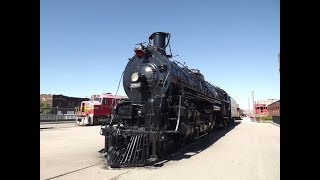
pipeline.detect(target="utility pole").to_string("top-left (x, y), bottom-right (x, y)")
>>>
top-left (56, 106), bottom-right (59, 126)
top-left (278, 52), bottom-right (280, 73)
top-left (252, 91), bottom-right (255, 116)
top-left (248, 97), bottom-right (250, 114)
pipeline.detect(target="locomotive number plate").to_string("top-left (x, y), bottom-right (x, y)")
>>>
top-left (130, 82), bottom-right (141, 88)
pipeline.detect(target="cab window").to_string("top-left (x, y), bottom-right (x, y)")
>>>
top-left (103, 98), bottom-right (109, 104)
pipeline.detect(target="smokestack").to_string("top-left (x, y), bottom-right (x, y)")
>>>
top-left (149, 32), bottom-right (170, 55)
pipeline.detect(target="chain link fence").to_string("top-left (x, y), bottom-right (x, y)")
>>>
top-left (272, 116), bottom-right (280, 125)
top-left (40, 107), bottom-right (79, 122)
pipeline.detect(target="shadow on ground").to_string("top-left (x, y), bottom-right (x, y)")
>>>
top-left (152, 121), bottom-right (241, 167)
top-left (40, 127), bottom-right (54, 130)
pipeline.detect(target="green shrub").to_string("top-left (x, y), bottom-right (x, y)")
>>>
top-left (256, 115), bottom-right (273, 121)
top-left (261, 116), bottom-right (272, 121)
top-left (40, 101), bottom-right (51, 115)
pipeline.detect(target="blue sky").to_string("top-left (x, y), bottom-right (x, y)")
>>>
top-left (40, 0), bottom-right (280, 110)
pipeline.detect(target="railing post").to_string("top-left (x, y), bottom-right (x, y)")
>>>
top-left (56, 106), bottom-right (58, 126)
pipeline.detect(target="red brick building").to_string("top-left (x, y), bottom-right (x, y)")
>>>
top-left (268, 100), bottom-right (280, 116)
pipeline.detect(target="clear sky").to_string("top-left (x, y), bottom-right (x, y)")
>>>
top-left (40, 0), bottom-right (280, 110)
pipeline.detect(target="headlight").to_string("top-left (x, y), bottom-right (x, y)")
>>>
top-left (131, 72), bottom-right (139, 82)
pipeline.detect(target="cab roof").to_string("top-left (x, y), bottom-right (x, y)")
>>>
top-left (91, 93), bottom-right (127, 99)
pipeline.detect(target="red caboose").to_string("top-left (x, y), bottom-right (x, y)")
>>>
top-left (76, 93), bottom-right (127, 125)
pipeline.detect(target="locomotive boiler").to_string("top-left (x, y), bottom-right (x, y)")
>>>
top-left (100, 32), bottom-right (237, 167)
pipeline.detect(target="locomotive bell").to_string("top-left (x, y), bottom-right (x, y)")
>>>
top-left (134, 45), bottom-right (145, 58)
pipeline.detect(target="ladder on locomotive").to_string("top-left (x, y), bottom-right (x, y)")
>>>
top-left (168, 95), bottom-right (182, 132)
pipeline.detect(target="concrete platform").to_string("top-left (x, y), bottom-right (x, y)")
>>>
top-left (40, 117), bottom-right (279, 180)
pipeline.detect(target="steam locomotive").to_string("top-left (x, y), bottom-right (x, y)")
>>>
top-left (100, 32), bottom-right (239, 167)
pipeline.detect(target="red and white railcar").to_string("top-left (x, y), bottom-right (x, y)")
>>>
top-left (76, 93), bottom-right (127, 125)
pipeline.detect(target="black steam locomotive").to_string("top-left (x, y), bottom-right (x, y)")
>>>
top-left (100, 32), bottom-right (237, 167)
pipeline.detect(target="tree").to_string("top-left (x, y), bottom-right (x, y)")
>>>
top-left (40, 100), bottom-right (51, 115)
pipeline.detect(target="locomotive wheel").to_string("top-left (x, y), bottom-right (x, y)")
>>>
top-left (90, 117), bottom-right (95, 125)
top-left (157, 141), bottom-right (168, 158)
top-left (209, 124), bottom-right (214, 132)
top-left (92, 117), bottom-right (97, 125)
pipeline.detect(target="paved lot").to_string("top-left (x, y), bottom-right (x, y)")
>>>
top-left (40, 118), bottom-right (279, 180)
